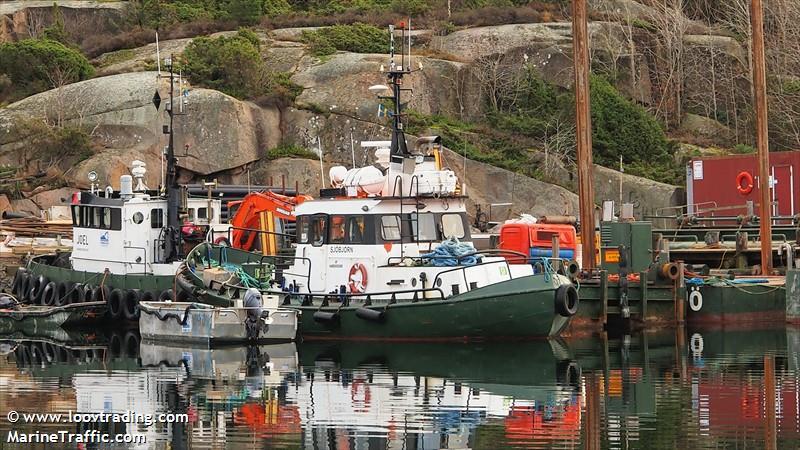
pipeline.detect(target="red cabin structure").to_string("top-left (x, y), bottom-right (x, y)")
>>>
top-left (687, 151), bottom-right (800, 220)
top-left (499, 222), bottom-right (577, 264)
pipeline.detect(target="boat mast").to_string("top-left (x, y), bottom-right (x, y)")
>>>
top-left (572, 0), bottom-right (596, 269)
top-left (750, 0), bottom-right (772, 274)
top-left (164, 55), bottom-right (183, 262)
top-left (387, 23), bottom-right (411, 163)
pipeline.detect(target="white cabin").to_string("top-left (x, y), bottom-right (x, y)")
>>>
top-left (69, 165), bottom-right (221, 276)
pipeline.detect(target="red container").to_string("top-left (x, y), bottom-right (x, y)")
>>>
top-left (688, 151), bottom-right (800, 221)
top-left (499, 222), bottom-right (577, 264)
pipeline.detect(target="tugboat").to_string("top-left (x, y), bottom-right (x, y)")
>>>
top-left (180, 24), bottom-right (579, 340)
top-left (6, 60), bottom-right (228, 327)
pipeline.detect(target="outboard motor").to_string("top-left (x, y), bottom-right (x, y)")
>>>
top-left (243, 288), bottom-right (264, 341)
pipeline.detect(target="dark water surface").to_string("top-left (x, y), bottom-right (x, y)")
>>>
top-left (1, 327), bottom-right (800, 449)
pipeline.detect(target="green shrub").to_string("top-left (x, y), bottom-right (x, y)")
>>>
top-left (267, 143), bottom-right (318, 160)
top-left (224, 0), bottom-right (264, 24)
top-left (183, 30), bottom-right (265, 99)
top-left (301, 23), bottom-right (389, 56)
top-left (588, 76), bottom-right (671, 166)
top-left (263, 0), bottom-right (292, 16)
top-left (0, 38), bottom-right (94, 101)
top-left (733, 143), bottom-right (756, 154)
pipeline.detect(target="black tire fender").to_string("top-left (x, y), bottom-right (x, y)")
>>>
top-left (123, 289), bottom-right (141, 321)
top-left (158, 289), bottom-right (175, 302)
top-left (554, 284), bottom-right (579, 317)
top-left (55, 281), bottom-right (73, 306)
top-left (108, 289), bottom-right (125, 320)
top-left (41, 282), bottom-right (58, 306)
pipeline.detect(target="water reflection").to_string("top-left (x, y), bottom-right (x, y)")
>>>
top-left (0, 328), bottom-right (799, 449)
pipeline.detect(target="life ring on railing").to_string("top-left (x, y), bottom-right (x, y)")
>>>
top-left (348, 263), bottom-right (368, 293)
top-left (736, 171), bottom-right (754, 195)
top-left (214, 236), bottom-right (231, 246)
top-left (688, 289), bottom-right (703, 312)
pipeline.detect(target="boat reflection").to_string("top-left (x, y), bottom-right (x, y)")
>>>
top-left (1, 328), bottom-right (799, 448)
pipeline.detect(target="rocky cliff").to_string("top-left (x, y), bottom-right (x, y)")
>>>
top-left (2, 1), bottom-right (751, 220)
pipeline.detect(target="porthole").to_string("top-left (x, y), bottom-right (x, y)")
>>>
top-left (132, 212), bottom-right (144, 224)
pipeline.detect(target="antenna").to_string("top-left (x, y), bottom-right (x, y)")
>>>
top-left (156, 32), bottom-right (161, 76)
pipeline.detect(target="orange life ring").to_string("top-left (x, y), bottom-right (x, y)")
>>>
top-left (348, 263), bottom-right (368, 293)
top-left (736, 171), bottom-right (754, 195)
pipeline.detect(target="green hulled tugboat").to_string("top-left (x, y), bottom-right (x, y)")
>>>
top-left (176, 24), bottom-right (579, 340)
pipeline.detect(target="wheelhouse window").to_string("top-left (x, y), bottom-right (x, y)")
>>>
top-left (441, 213), bottom-right (466, 239)
top-left (329, 215), bottom-right (346, 244)
top-left (411, 212), bottom-right (437, 242)
top-left (381, 215), bottom-right (402, 241)
top-left (198, 207), bottom-right (209, 220)
top-left (309, 215), bottom-right (327, 247)
top-left (346, 216), bottom-right (366, 243)
top-left (297, 216), bottom-right (310, 244)
top-left (71, 205), bottom-right (121, 230)
top-left (151, 208), bottom-right (164, 228)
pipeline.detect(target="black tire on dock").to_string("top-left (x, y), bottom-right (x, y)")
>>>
top-left (71, 283), bottom-right (84, 303)
top-left (41, 282), bottom-right (58, 306)
top-left (35, 276), bottom-right (50, 304)
top-left (80, 284), bottom-right (93, 303)
top-left (124, 331), bottom-right (140, 357)
top-left (17, 273), bottom-right (30, 300)
top-left (26, 276), bottom-right (42, 303)
top-left (108, 289), bottom-right (125, 320)
top-left (123, 289), bottom-right (141, 321)
top-left (55, 281), bottom-right (73, 306)
top-left (91, 285), bottom-right (111, 303)
top-left (158, 289), bottom-right (174, 302)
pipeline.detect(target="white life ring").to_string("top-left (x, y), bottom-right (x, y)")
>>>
top-left (690, 333), bottom-right (704, 354)
top-left (348, 263), bottom-right (368, 293)
top-left (688, 289), bottom-right (703, 312)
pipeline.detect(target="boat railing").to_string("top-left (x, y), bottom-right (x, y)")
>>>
top-left (283, 286), bottom-right (448, 305)
top-left (390, 174), bottom-right (421, 198)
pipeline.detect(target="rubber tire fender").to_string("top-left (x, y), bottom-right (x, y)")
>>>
top-left (81, 284), bottom-right (94, 303)
top-left (108, 288), bottom-right (125, 320)
top-left (55, 281), bottom-right (73, 306)
top-left (10, 269), bottom-right (24, 297)
top-left (41, 281), bottom-right (58, 306)
top-left (91, 285), bottom-right (111, 303)
top-left (554, 284), bottom-right (579, 317)
top-left (17, 272), bottom-right (30, 300)
top-left (26, 275), bottom-right (43, 303)
top-left (140, 290), bottom-right (157, 303)
top-left (123, 289), bottom-right (142, 321)
top-left (71, 283), bottom-right (86, 304)
top-left (158, 289), bottom-right (175, 302)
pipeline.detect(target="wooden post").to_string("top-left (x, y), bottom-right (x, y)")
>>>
top-left (572, 0), bottom-right (596, 269)
top-left (750, 0), bottom-right (772, 274)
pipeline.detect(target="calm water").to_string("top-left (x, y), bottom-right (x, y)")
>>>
top-left (1, 327), bottom-right (800, 449)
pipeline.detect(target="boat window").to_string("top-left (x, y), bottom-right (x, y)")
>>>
top-left (442, 213), bottom-right (466, 239)
top-left (381, 215), bottom-right (402, 241)
top-left (329, 215), bottom-right (346, 244)
top-left (151, 208), bottom-right (164, 229)
top-left (187, 208), bottom-right (195, 221)
top-left (110, 208), bottom-right (122, 230)
top-left (101, 208), bottom-right (112, 230)
top-left (411, 212), bottom-right (437, 241)
top-left (81, 206), bottom-right (92, 228)
top-left (346, 216), bottom-right (366, 243)
top-left (297, 216), bottom-right (309, 244)
top-left (93, 207), bottom-right (102, 229)
top-left (198, 207), bottom-right (210, 220)
top-left (71, 205), bottom-right (80, 227)
top-left (309, 215), bottom-right (327, 247)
